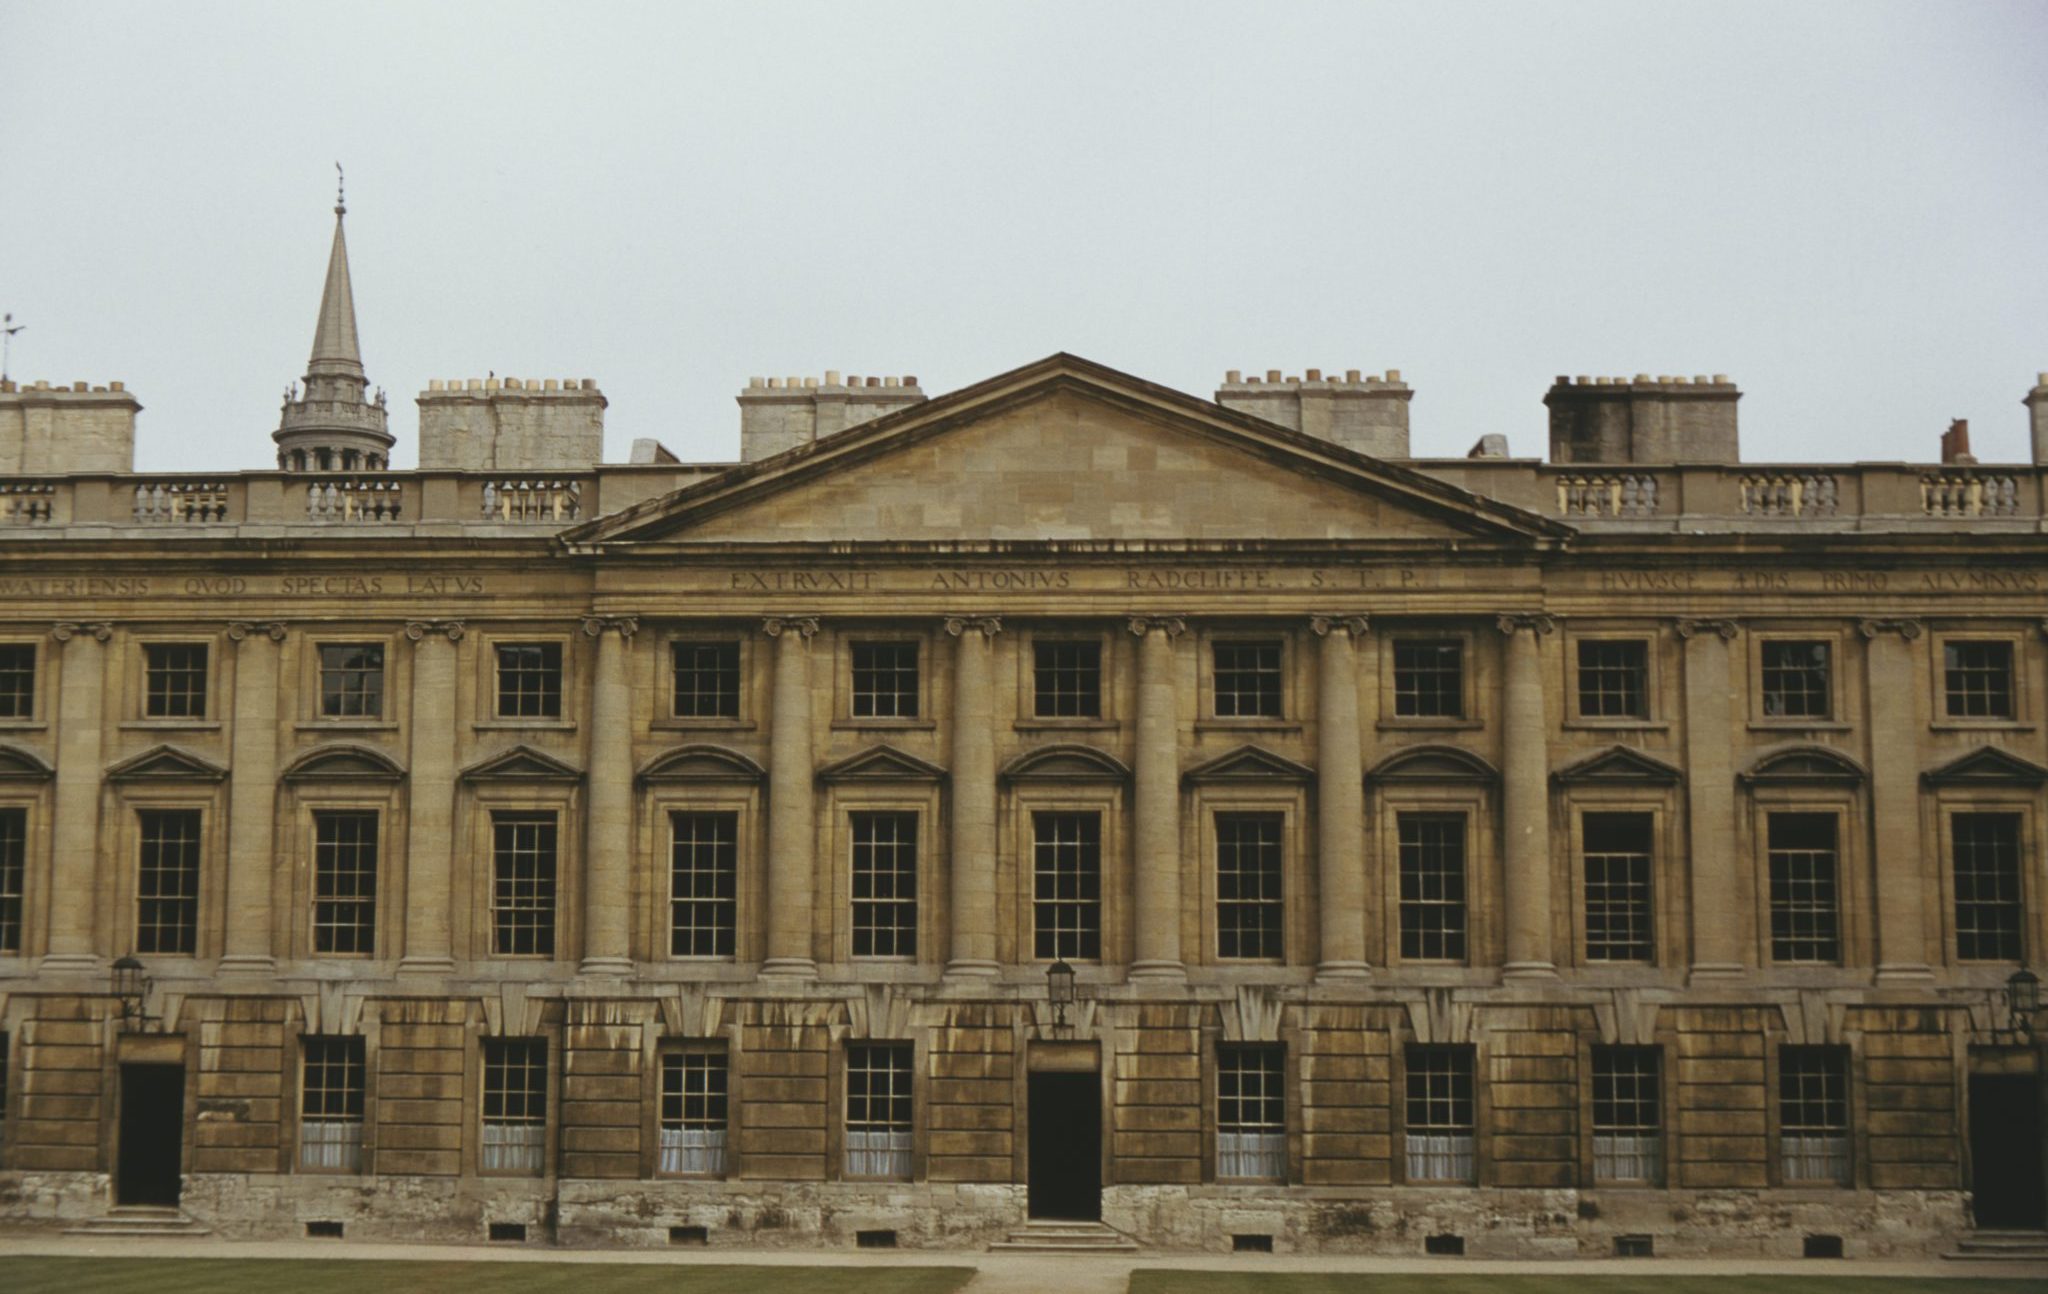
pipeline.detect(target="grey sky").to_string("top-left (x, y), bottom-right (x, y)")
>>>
top-left (2, 0), bottom-right (2044, 471)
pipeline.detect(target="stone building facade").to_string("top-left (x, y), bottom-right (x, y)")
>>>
top-left (0, 204), bottom-right (2046, 1258)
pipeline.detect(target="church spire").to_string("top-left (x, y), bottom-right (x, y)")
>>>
top-left (306, 168), bottom-right (364, 380)
top-left (274, 172), bottom-right (392, 472)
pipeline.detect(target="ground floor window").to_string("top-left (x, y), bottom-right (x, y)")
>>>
top-left (845, 1041), bottom-right (913, 1180)
top-left (299, 1036), bottom-right (365, 1172)
top-left (1216, 1043), bottom-right (1286, 1181)
top-left (481, 1038), bottom-right (548, 1175)
top-left (1779, 1045), bottom-right (1850, 1185)
top-left (1404, 1044), bottom-right (1475, 1182)
top-left (1592, 1046), bottom-right (1663, 1184)
top-left (660, 1049), bottom-right (729, 1177)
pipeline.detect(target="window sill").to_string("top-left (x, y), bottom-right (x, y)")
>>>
top-left (1377, 718), bottom-right (1481, 732)
top-left (298, 720), bottom-right (398, 732)
top-left (1930, 720), bottom-right (2033, 732)
top-left (1196, 720), bottom-right (1301, 734)
top-left (1014, 718), bottom-right (1118, 732)
top-left (1562, 719), bottom-right (1669, 732)
top-left (1748, 720), bottom-right (1850, 732)
top-left (121, 719), bottom-right (221, 731)
top-left (831, 719), bottom-right (936, 732)
top-left (653, 718), bottom-right (755, 733)
top-left (474, 719), bottom-right (577, 732)
top-left (0, 719), bottom-right (47, 730)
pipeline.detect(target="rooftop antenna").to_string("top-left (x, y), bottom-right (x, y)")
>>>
top-left (1, 313), bottom-right (21, 383)
top-left (335, 162), bottom-right (346, 216)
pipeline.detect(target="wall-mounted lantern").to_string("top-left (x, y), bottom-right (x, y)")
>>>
top-left (112, 954), bottom-right (155, 1032)
top-left (2006, 968), bottom-right (2041, 1040)
top-left (1046, 958), bottom-right (1076, 1030)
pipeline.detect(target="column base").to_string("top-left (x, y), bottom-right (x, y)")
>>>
top-left (216, 954), bottom-right (277, 978)
top-left (1875, 962), bottom-right (1937, 985)
top-left (1500, 960), bottom-right (1558, 981)
top-left (943, 959), bottom-right (1000, 982)
top-left (579, 956), bottom-right (634, 980)
top-left (1314, 961), bottom-right (1373, 985)
top-left (759, 957), bottom-right (819, 981)
top-left (1127, 960), bottom-right (1186, 984)
top-left (38, 951), bottom-right (102, 975)
top-left (397, 955), bottom-right (456, 978)
top-left (1688, 962), bottom-right (1748, 985)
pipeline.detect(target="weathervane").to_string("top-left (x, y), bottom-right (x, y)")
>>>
top-left (1, 313), bottom-right (21, 383)
top-left (335, 162), bottom-right (346, 216)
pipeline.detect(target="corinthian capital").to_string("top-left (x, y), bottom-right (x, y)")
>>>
top-left (404, 619), bottom-right (466, 642)
top-left (761, 616), bottom-right (820, 640)
top-left (1310, 614), bottom-right (1370, 638)
top-left (1856, 617), bottom-right (1924, 641)
top-left (1673, 618), bottom-right (1739, 641)
top-left (1125, 614), bottom-right (1188, 639)
top-left (581, 614), bottom-right (641, 640)
top-left (50, 621), bottom-right (113, 643)
top-left (227, 620), bottom-right (288, 643)
top-left (1495, 612), bottom-right (1557, 636)
top-left (943, 615), bottom-right (1003, 638)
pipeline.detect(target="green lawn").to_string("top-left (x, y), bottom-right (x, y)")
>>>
top-left (1, 1258), bottom-right (975, 1294)
top-left (1131, 1279), bottom-right (2048, 1294)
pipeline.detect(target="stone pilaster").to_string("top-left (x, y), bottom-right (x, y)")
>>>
top-left (1127, 615), bottom-right (1186, 982)
top-left (1311, 614), bottom-right (1370, 982)
top-left (399, 619), bottom-right (463, 976)
top-left (1677, 618), bottom-right (1745, 981)
top-left (41, 621), bottom-right (111, 972)
top-left (579, 614), bottom-right (639, 978)
top-left (220, 620), bottom-right (286, 975)
top-left (1861, 618), bottom-right (1934, 983)
top-left (762, 616), bottom-right (820, 979)
top-left (1497, 613), bottom-right (1557, 979)
top-left (944, 615), bottom-right (1001, 979)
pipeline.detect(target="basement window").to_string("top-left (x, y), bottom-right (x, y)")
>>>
top-left (304, 1220), bottom-right (344, 1239)
top-left (856, 1229), bottom-right (899, 1248)
top-left (487, 1222), bottom-right (527, 1243)
top-left (669, 1224), bottom-right (709, 1245)
top-left (1614, 1234), bottom-right (1654, 1258)
top-left (1804, 1234), bottom-right (1844, 1258)
top-left (1424, 1233), bottom-right (1464, 1256)
top-left (1232, 1234), bottom-right (1273, 1253)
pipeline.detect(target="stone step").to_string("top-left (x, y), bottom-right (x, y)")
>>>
top-left (64, 1208), bottom-right (212, 1238)
top-left (991, 1220), bottom-right (1140, 1252)
top-left (1943, 1230), bottom-right (2048, 1261)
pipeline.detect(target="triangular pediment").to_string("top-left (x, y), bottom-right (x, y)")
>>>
top-left (107, 744), bottom-right (228, 783)
top-left (816, 744), bottom-right (947, 784)
top-left (0, 744), bottom-right (53, 781)
top-left (460, 745), bottom-right (583, 783)
top-left (1000, 744), bottom-right (1131, 783)
top-left (638, 744), bottom-right (766, 784)
top-left (563, 355), bottom-right (1570, 548)
top-left (1553, 745), bottom-right (1683, 787)
top-left (1183, 745), bottom-right (1315, 785)
top-left (1922, 745), bottom-right (2048, 787)
top-left (1368, 744), bottom-right (1499, 785)
top-left (1739, 745), bottom-right (1865, 786)
top-left (281, 743), bottom-right (406, 783)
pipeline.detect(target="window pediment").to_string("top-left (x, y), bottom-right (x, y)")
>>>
top-left (281, 743), bottom-right (406, 783)
top-left (0, 743), bottom-right (54, 781)
top-left (460, 744), bottom-right (583, 783)
top-left (1552, 744), bottom-right (1682, 787)
top-left (107, 743), bottom-right (228, 783)
top-left (1000, 744), bottom-right (1130, 784)
top-left (1738, 745), bottom-right (1865, 787)
top-left (1182, 744), bottom-right (1314, 785)
top-left (816, 744), bottom-right (946, 784)
top-left (1367, 743), bottom-right (1498, 785)
top-left (637, 744), bottom-right (766, 785)
top-left (1922, 745), bottom-right (2048, 788)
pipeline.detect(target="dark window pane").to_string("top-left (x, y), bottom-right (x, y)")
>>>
top-left (0, 807), bottom-right (24, 954)
top-left (318, 644), bottom-right (385, 719)
top-left (1033, 812), bottom-right (1101, 960)
top-left (495, 643), bottom-right (563, 719)
top-left (1393, 641), bottom-right (1463, 718)
top-left (312, 811), bottom-right (378, 955)
top-left (1953, 813), bottom-right (2023, 961)
top-left (1761, 641), bottom-right (1830, 719)
top-left (670, 812), bottom-right (738, 958)
top-left (145, 643), bottom-right (208, 718)
top-left (0, 644), bottom-right (36, 718)
top-left (851, 642), bottom-right (919, 718)
top-left (672, 642), bottom-right (741, 719)
top-left (492, 812), bottom-right (557, 956)
top-left (1399, 813), bottom-right (1466, 961)
top-left (1033, 641), bottom-right (1101, 718)
top-left (1577, 640), bottom-right (1647, 719)
top-left (137, 809), bottom-right (201, 954)
top-left (1214, 641), bottom-right (1283, 718)
top-left (1583, 812), bottom-right (1654, 963)
top-left (852, 812), bottom-right (918, 957)
top-left (1944, 641), bottom-right (2014, 719)
top-left (1216, 812), bottom-right (1283, 959)
top-left (1768, 813), bottom-right (1839, 963)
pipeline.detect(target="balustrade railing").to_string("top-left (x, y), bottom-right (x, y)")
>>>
top-left (306, 477), bottom-right (404, 523)
top-left (1921, 470), bottom-right (2020, 518)
top-left (1555, 472), bottom-right (1661, 518)
top-left (133, 480), bottom-right (230, 523)
top-left (0, 481), bottom-right (56, 524)
top-left (1739, 471), bottom-right (1838, 518)
top-left (482, 477), bottom-right (582, 522)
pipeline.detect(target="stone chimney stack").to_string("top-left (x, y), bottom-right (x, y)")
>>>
top-left (0, 379), bottom-right (139, 473)
top-left (417, 377), bottom-right (607, 470)
top-left (1940, 418), bottom-right (1975, 465)
top-left (739, 373), bottom-right (927, 462)
top-left (1545, 373), bottom-right (1740, 464)
top-left (2027, 372), bottom-right (2048, 464)
top-left (1215, 368), bottom-right (1412, 458)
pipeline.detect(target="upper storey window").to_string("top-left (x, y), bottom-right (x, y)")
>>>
top-left (1943, 641), bottom-right (2015, 719)
top-left (851, 642), bottom-right (920, 719)
top-left (1952, 812), bottom-right (2023, 962)
top-left (495, 643), bottom-right (563, 719)
top-left (1033, 641), bottom-right (1102, 718)
top-left (0, 644), bottom-right (35, 718)
top-left (1761, 641), bottom-right (1831, 719)
top-left (144, 643), bottom-right (208, 719)
top-left (1393, 640), bottom-right (1463, 719)
top-left (318, 644), bottom-right (385, 719)
top-left (1213, 641), bottom-right (1283, 718)
top-left (672, 642), bottom-right (741, 720)
top-left (1767, 812), bottom-right (1840, 963)
top-left (0, 807), bottom-right (24, 955)
top-left (1576, 640), bottom-right (1648, 720)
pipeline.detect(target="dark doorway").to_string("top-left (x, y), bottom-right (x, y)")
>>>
top-left (117, 1063), bottom-right (185, 1207)
top-left (1969, 1073), bottom-right (2044, 1228)
top-left (1028, 1070), bottom-right (1101, 1220)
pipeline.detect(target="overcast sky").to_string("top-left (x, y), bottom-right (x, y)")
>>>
top-left (2, 0), bottom-right (2044, 470)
